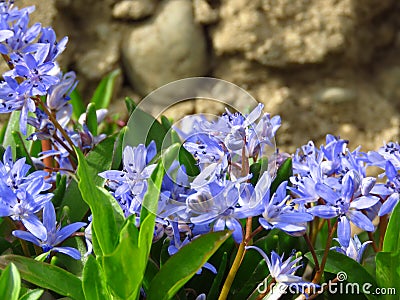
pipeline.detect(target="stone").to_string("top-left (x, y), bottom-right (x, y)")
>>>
top-left (112, 0), bottom-right (158, 20)
top-left (211, 0), bottom-right (396, 66)
top-left (193, 0), bottom-right (219, 25)
top-left (121, 0), bottom-right (209, 96)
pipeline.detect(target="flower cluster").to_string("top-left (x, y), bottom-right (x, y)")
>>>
top-left (0, 0), bottom-right (105, 175)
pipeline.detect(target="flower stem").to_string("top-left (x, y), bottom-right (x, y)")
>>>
top-left (304, 233), bottom-right (320, 271)
top-left (367, 231), bottom-right (379, 252)
top-left (218, 241), bottom-right (245, 300)
top-left (378, 214), bottom-right (388, 251)
top-left (312, 220), bottom-right (338, 284)
top-left (219, 217), bottom-right (253, 300)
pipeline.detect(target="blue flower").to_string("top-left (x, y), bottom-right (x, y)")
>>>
top-left (331, 234), bottom-right (371, 263)
top-left (186, 179), bottom-right (247, 243)
top-left (5, 43), bottom-right (60, 96)
top-left (246, 246), bottom-right (310, 286)
top-left (99, 143), bottom-right (157, 215)
top-left (308, 171), bottom-right (377, 247)
top-left (0, 177), bottom-right (53, 240)
top-left (13, 202), bottom-right (86, 259)
top-left (258, 174), bottom-right (313, 236)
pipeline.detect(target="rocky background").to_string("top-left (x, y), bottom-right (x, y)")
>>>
top-left (22, 0), bottom-right (400, 153)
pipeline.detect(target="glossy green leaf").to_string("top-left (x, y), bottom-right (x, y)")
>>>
top-left (3, 111), bottom-right (33, 160)
top-left (376, 251), bottom-right (400, 300)
top-left (18, 289), bottom-right (44, 300)
top-left (249, 157), bottom-right (268, 186)
top-left (60, 133), bottom-right (121, 222)
top-left (143, 258), bottom-right (159, 293)
top-left (0, 262), bottom-right (20, 300)
top-left (179, 146), bottom-right (200, 177)
top-left (0, 255), bottom-right (84, 300)
top-left (52, 174), bottom-right (67, 208)
top-left (383, 201), bottom-right (400, 252)
top-left (208, 252), bottom-right (228, 300)
top-left (305, 250), bottom-right (378, 300)
top-left (82, 255), bottom-right (108, 300)
top-left (85, 102), bottom-right (98, 136)
top-left (146, 230), bottom-right (232, 300)
top-left (233, 260), bottom-right (268, 300)
top-left (91, 69), bottom-right (120, 109)
top-left (124, 100), bottom-right (171, 151)
top-left (270, 158), bottom-right (292, 194)
top-left (102, 162), bottom-right (163, 299)
top-left (124, 97), bottom-right (136, 116)
top-left (77, 148), bottom-right (123, 256)
top-left (12, 131), bottom-right (34, 167)
top-left (111, 126), bottom-right (127, 170)
top-left (70, 89), bottom-right (86, 120)
top-left (102, 216), bottom-right (141, 299)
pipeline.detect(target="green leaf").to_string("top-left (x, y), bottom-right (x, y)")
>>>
top-left (124, 101), bottom-right (171, 151)
top-left (179, 146), bottom-right (200, 177)
top-left (102, 216), bottom-right (141, 299)
top-left (82, 255), bottom-right (108, 300)
top-left (70, 89), bottom-right (86, 120)
top-left (143, 258), bottom-right (160, 293)
top-left (0, 262), bottom-right (20, 300)
top-left (3, 111), bottom-right (33, 160)
top-left (52, 174), bottom-right (67, 208)
top-left (111, 126), bottom-right (127, 170)
top-left (383, 201), bottom-right (400, 252)
top-left (249, 157), bottom-right (268, 186)
top-left (18, 289), bottom-right (44, 300)
top-left (146, 230), bottom-right (232, 300)
top-left (12, 131), bottom-right (34, 167)
top-left (76, 148), bottom-right (123, 256)
top-left (101, 160), bottom-right (164, 299)
top-left (304, 250), bottom-right (379, 300)
top-left (208, 252), bottom-right (228, 300)
top-left (59, 133), bottom-right (121, 222)
top-left (376, 251), bottom-right (400, 300)
top-left (91, 69), bottom-right (120, 109)
top-left (124, 97), bottom-right (136, 116)
top-left (270, 158), bottom-right (292, 194)
top-left (85, 102), bottom-right (98, 136)
top-left (0, 255), bottom-right (84, 300)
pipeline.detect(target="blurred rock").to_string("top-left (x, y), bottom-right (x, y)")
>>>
top-left (121, 0), bottom-right (209, 96)
top-left (193, 0), bottom-right (219, 25)
top-left (211, 0), bottom-right (395, 66)
top-left (112, 0), bottom-right (158, 20)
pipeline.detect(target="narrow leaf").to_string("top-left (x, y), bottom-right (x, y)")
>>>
top-left (85, 103), bottom-right (98, 136)
top-left (376, 251), bottom-right (400, 300)
top-left (146, 231), bottom-right (232, 300)
top-left (0, 262), bottom-right (20, 300)
top-left (382, 200), bottom-right (400, 252)
top-left (18, 289), bottom-right (44, 300)
top-left (208, 252), bottom-right (228, 300)
top-left (76, 148), bottom-right (123, 256)
top-left (82, 255), bottom-right (108, 300)
top-left (0, 255), bottom-right (84, 300)
top-left (270, 158), bottom-right (292, 194)
top-left (70, 89), bottom-right (86, 120)
top-left (91, 69), bottom-right (120, 109)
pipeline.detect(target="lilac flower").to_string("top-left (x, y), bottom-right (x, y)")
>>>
top-left (258, 174), bottom-right (313, 236)
top-left (370, 161), bottom-right (400, 216)
top-left (46, 71), bottom-right (77, 111)
top-left (186, 179), bottom-right (247, 243)
top-left (99, 143), bottom-right (157, 215)
top-left (13, 202), bottom-right (86, 259)
top-left (0, 177), bottom-right (52, 240)
top-left (308, 171), bottom-right (378, 247)
top-left (331, 234), bottom-right (371, 263)
top-left (38, 27), bottom-right (68, 62)
top-left (246, 246), bottom-right (310, 287)
top-left (4, 43), bottom-right (60, 96)
top-left (0, 8), bottom-right (41, 55)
